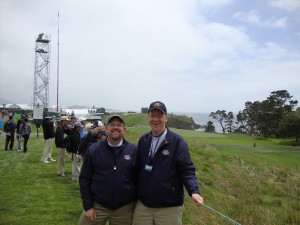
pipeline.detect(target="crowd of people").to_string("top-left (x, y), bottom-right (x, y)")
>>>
top-left (2, 101), bottom-right (204, 225)
top-left (3, 114), bottom-right (32, 152)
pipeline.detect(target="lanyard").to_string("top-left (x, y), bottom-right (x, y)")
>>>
top-left (147, 129), bottom-right (165, 163)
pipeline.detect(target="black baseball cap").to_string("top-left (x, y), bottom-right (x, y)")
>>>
top-left (148, 101), bottom-right (167, 114)
top-left (107, 115), bottom-right (125, 125)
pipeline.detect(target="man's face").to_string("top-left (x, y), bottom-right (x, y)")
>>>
top-left (61, 120), bottom-right (69, 127)
top-left (106, 118), bottom-right (126, 141)
top-left (148, 109), bottom-right (167, 135)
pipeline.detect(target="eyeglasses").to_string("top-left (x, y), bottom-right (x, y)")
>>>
top-left (108, 123), bottom-right (124, 128)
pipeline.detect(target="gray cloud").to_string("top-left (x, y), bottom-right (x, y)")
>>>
top-left (0, 0), bottom-right (299, 113)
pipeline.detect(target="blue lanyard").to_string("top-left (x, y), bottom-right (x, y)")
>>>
top-left (148, 137), bottom-right (160, 162)
top-left (147, 130), bottom-right (165, 163)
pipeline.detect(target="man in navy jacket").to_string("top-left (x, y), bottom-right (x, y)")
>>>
top-left (134, 101), bottom-right (204, 225)
top-left (78, 115), bottom-right (137, 225)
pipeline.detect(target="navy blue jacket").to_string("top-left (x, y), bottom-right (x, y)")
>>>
top-left (67, 129), bottom-right (81, 153)
top-left (79, 138), bottom-right (138, 210)
top-left (55, 124), bottom-right (68, 148)
top-left (137, 128), bottom-right (200, 208)
top-left (42, 119), bottom-right (55, 140)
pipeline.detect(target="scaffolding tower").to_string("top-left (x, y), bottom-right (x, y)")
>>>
top-left (33, 33), bottom-right (51, 109)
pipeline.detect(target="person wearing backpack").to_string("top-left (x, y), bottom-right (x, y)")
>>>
top-left (16, 115), bottom-right (24, 151)
top-left (78, 125), bottom-right (107, 173)
top-left (19, 117), bottom-right (32, 153)
top-left (78, 124), bottom-right (106, 159)
top-left (67, 121), bottom-right (83, 181)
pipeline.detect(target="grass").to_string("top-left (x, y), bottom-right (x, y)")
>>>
top-left (0, 113), bottom-right (300, 225)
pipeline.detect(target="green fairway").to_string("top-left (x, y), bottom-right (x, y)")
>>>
top-left (0, 113), bottom-right (299, 225)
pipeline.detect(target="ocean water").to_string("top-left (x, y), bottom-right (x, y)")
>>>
top-left (175, 112), bottom-right (222, 132)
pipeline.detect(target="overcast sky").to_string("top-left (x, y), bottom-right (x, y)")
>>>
top-left (0, 0), bottom-right (299, 113)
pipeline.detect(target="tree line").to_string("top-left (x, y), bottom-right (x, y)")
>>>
top-left (205, 90), bottom-right (300, 142)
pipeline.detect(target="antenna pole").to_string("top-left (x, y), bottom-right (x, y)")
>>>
top-left (56, 11), bottom-right (60, 113)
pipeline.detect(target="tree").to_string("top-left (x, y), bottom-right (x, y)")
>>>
top-left (235, 110), bottom-right (249, 133)
top-left (210, 110), bottom-right (235, 133)
top-left (205, 121), bottom-right (215, 133)
top-left (209, 110), bottom-right (227, 133)
top-left (225, 111), bottom-right (235, 133)
top-left (278, 111), bottom-right (300, 142)
top-left (241, 90), bottom-right (298, 137)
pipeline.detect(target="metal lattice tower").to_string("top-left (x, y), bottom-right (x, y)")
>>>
top-left (33, 33), bottom-right (51, 108)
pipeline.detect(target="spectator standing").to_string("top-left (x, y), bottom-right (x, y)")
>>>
top-left (55, 116), bottom-right (69, 177)
top-left (16, 115), bottom-right (24, 151)
top-left (41, 116), bottom-right (56, 163)
top-left (78, 117), bottom-right (87, 138)
top-left (4, 115), bottom-right (16, 150)
top-left (67, 121), bottom-right (84, 181)
top-left (78, 115), bottom-right (137, 225)
top-left (134, 101), bottom-right (204, 225)
top-left (70, 116), bottom-right (77, 127)
top-left (78, 125), bottom-right (107, 170)
top-left (19, 117), bottom-right (32, 153)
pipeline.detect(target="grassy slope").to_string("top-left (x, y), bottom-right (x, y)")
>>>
top-left (0, 113), bottom-right (299, 225)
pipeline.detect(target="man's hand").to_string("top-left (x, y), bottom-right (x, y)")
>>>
top-left (192, 194), bottom-right (204, 207)
top-left (84, 208), bottom-right (96, 221)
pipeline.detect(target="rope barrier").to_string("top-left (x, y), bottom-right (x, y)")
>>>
top-left (202, 203), bottom-right (241, 225)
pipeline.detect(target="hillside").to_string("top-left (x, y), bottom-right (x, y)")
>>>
top-left (0, 113), bottom-right (299, 224)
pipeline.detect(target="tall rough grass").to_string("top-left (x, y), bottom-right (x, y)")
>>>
top-left (0, 113), bottom-right (299, 224)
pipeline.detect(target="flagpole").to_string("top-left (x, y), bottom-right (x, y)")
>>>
top-left (56, 11), bottom-right (60, 113)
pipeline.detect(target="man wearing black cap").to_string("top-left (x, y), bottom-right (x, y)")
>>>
top-left (78, 115), bottom-right (137, 225)
top-left (134, 101), bottom-right (204, 225)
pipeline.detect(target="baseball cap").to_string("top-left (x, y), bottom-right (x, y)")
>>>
top-left (107, 115), bottom-right (125, 125)
top-left (73, 121), bottom-right (84, 128)
top-left (59, 116), bottom-right (69, 122)
top-left (78, 117), bottom-right (86, 122)
top-left (148, 101), bottom-right (167, 114)
top-left (93, 120), bottom-right (103, 127)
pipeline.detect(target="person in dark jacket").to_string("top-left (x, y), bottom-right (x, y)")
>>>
top-left (134, 101), bottom-right (204, 225)
top-left (19, 117), bottom-right (32, 153)
top-left (55, 116), bottom-right (69, 177)
top-left (16, 115), bottom-right (24, 151)
top-left (4, 115), bottom-right (16, 150)
top-left (68, 121), bottom-right (83, 181)
top-left (78, 115), bottom-right (137, 225)
top-left (41, 116), bottom-right (56, 163)
top-left (78, 124), bottom-right (107, 159)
